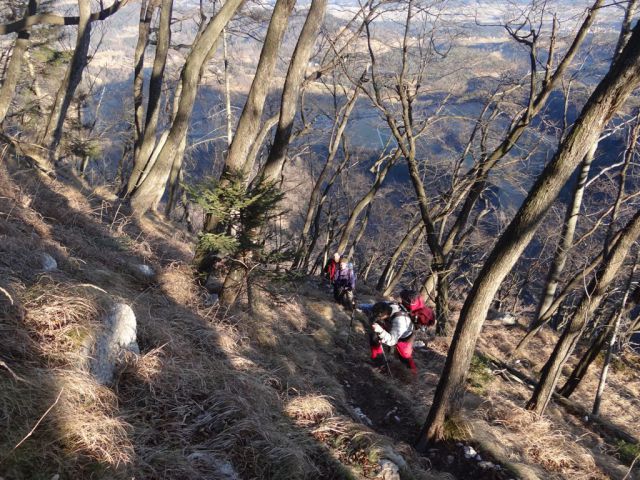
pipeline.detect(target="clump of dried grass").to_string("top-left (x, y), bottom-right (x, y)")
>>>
top-left (285, 394), bottom-right (335, 425)
top-left (22, 277), bottom-right (102, 366)
top-left (158, 262), bottom-right (201, 306)
top-left (54, 372), bottom-right (134, 467)
top-left (487, 401), bottom-right (603, 478)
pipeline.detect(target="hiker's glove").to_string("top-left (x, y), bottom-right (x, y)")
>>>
top-left (373, 323), bottom-right (389, 343)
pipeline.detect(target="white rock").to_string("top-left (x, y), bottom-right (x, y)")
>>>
top-left (475, 454), bottom-right (482, 461)
top-left (91, 303), bottom-right (139, 385)
top-left (414, 340), bottom-right (426, 348)
top-left (478, 461), bottom-right (494, 469)
top-left (380, 447), bottom-right (407, 470)
top-left (463, 446), bottom-right (477, 458)
top-left (40, 253), bottom-right (57, 271)
top-left (136, 264), bottom-right (155, 277)
top-left (378, 459), bottom-right (400, 480)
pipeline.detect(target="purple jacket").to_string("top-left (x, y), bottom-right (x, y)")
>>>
top-left (334, 266), bottom-right (356, 290)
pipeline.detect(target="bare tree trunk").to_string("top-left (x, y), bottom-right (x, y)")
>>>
top-left (0, 0), bottom-right (37, 125)
top-left (559, 278), bottom-right (640, 398)
top-left (132, 0), bottom-right (159, 163)
top-left (40, 0), bottom-right (92, 156)
top-left (164, 133), bottom-right (187, 216)
top-left (257, 0), bottom-right (327, 184)
top-left (383, 228), bottom-right (424, 297)
top-left (223, 27), bottom-right (233, 146)
top-left (203, 0), bottom-right (296, 237)
top-left (377, 220), bottom-right (423, 291)
top-left (416, 24), bottom-right (640, 445)
top-left (215, 0), bottom-right (300, 306)
top-left (514, 144), bottom-right (596, 353)
top-left (292, 84), bottom-right (361, 268)
top-left (526, 209), bottom-right (640, 416)
top-left (129, 0), bottom-right (245, 214)
top-left (346, 201), bottom-right (372, 260)
top-left (127, 0), bottom-right (171, 193)
top-left (592, 254), bottom-right (637, 415)
top-left (221, 0), bottom-right (296, 179)
top-left (335, 150), bottom-right (400, 254)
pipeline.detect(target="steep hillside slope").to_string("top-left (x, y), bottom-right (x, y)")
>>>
top-left (1, 164), bottom-right (639, 479)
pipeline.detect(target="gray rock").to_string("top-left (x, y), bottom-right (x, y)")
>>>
top-left (135, 264), bottom-right (155, 277)
top-left (378, 459), bottom-right (400, 480)
top-left (478, 461), bottom-right (494, 469)
top-left (353, 406), bottom-right (373, 426)
top-left (463, 446), bottom-right (477, 458)
top-left (187, 452), bottom-right (239, 480)
top-left (91, 303), bottom-right (139, 385)
top-left (40, 253), bottom-right (57, 271)
top-left (447, 455), bottom-right (455, 464)
top-left (131, 264), bottom-right (156, 282)
top-left (204, 293), bottom-right (219, 307)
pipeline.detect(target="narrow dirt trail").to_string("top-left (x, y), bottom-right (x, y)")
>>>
top-left (332, 305), bottom-right (516, 480)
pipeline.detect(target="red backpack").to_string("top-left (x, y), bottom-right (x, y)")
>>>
top-left (400, 290), bottom-right (435, 327)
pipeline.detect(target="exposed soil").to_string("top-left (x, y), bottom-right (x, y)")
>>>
top-left (336, 342), bottom-right (516, 480)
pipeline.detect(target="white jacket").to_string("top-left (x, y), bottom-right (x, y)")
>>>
top-left (379, 303), bottom-right (413, 346)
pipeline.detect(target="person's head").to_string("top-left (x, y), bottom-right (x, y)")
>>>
top-left (333, 252), bottom-right (341, 262)
top-left (400, 289), bottom-right (417, 307)
top-left (371, 302), bottom-right (392, 321)
top-left (340, 257), bottom-right (349, 268)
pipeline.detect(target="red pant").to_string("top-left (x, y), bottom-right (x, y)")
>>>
top-left (370, 339), bottom-right (416, 372)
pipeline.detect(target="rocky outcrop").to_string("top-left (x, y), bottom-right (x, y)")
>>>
top-left (90, 303), bottom-right (139, 385)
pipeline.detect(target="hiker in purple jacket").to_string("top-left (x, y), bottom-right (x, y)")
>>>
top-left (333, 257), bottom-right (356, 309)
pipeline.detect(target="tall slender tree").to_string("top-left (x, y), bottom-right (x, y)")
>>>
top-left (416, 19), bottom-right (640, 445)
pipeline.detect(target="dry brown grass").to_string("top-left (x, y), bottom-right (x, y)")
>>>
top-left (2, 162), bottom-right (639, 480)
top-left (483, 400), bottom-right (604, 479)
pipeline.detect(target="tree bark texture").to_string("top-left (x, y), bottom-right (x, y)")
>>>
top-left (40, 0), bottom-right (92, 155)
top-left (129, 0), bottom-right (246, 214)
top-left (222, 0), bottom-right (297, 179)
top-left (131, 0), bottom-right (159, 163)
top-left (526, 209), bottom-right (640, 416)
top-left (416, 22), bottom-right (640, 446)
top-left (515, 144), bottom-right (596, 354)
top-left (559, 283), bottom-right (640, 398)
top-left (0, 0), bottom-right (37, 124)
top-left (258, 0), bottom-right (327, 184)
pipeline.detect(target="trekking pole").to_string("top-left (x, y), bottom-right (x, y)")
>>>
top-left (380, 345), bottom-right (393, 378)
top-left (346, 298), bottom-right (356, 346)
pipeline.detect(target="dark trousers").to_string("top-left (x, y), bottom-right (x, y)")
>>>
top-left (334, 285), bottom-right (354, 308)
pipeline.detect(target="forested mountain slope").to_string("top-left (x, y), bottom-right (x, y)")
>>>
top-left (1, 162), bottom-right (638, 479)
